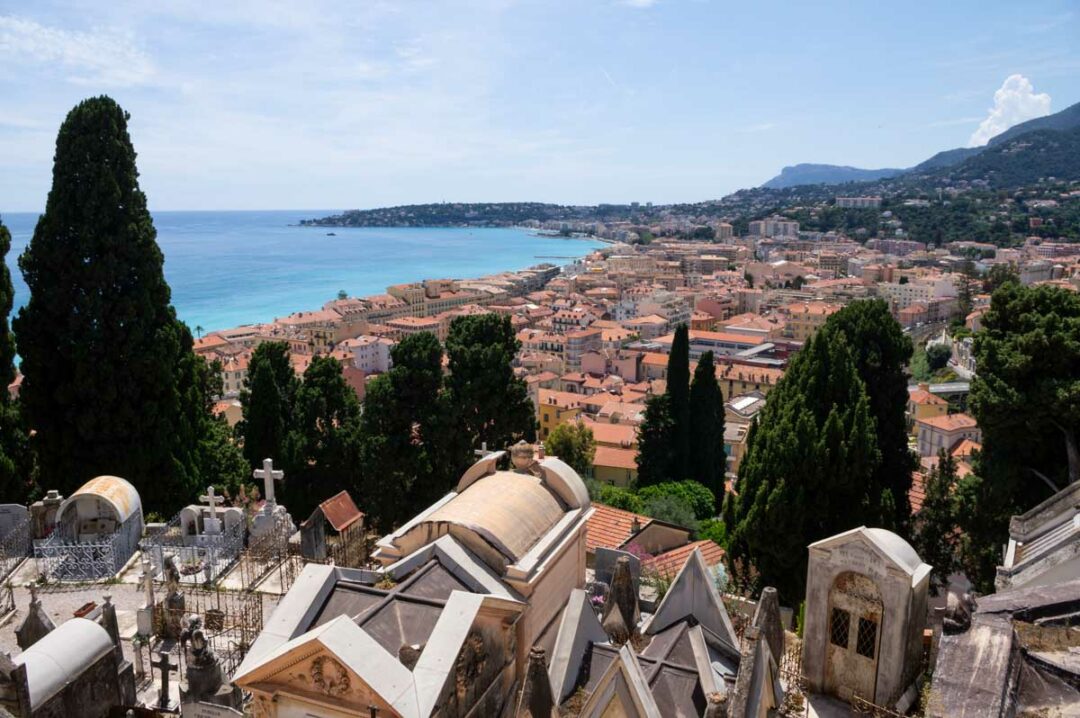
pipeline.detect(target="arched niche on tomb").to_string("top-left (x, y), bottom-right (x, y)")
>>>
top-left (824, 570), bottom-right (883, 702)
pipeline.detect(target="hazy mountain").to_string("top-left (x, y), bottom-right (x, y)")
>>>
top-left (761, 164), bottom-right (905, 189)
top-left (761, 100), bottom-right (1080, 188)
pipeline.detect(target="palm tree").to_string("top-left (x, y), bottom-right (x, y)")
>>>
top-left (195, 325), bottom-right (204, 339)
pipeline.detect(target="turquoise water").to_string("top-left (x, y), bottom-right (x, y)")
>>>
top-left (1, 211), bottom-right (601, 333)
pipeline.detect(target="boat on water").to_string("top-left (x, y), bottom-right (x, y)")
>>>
top-left (326, 232), bottom-right (337, 236)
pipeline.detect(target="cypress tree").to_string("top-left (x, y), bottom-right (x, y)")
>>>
top-left (283, 355), bottom-right (361, 519)
top-left (913, 451), bottom-right (960, 593)
top-left (666, 323), bottom-right (691, 478)
top-left (241, 359), bottom-right (287, 470)
top-left (14, 97), bottom-right (199, 507)
top-left (816, 300), bottom-right (914, 530)
top-left (689, 351), bottom-right (725, 509)
top-left (635, 394), bottom-right (673, 488)
top-left (239, 340), bottom-right (297, 468)
top-left (444, 314), bottom-right (535, 462)
top-left (0, 219), bottom-right (32, 502)
top-left (722, 333), bottom-right (882, 602)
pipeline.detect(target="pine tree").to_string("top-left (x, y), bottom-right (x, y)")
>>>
top-left (722, 333), bottom-right (882, 602)
top-left (635, 394), bottom-right (674, 488)
top-left (444, 314), bottom-right (535, 463)
top-left (816, 300), bottom-right (914, 529)
top-left (960, 283), bottom-right (1080, 591)
top-left (239, 341), bottom-right (297, 468)
top-left (689, 351), bottom-right (725, 508)
top-left (14, 96), bottom-right (202, 508)
top-left (354, 375), bottom-right (416, 532)
top-left (666, 324), bottom-right (691, 478)
top-left (283, 356), bottom-right (361, 519)
top-left (913, 451), bottom-right (959, 593)
top-left (0, 219), bottom-right (32, 502)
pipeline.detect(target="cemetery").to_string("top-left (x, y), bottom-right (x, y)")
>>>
top-left (0, 445), bottom-right (1074, 716)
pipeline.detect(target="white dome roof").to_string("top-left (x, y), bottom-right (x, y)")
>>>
top-left (866, 528), bottom-right (923, 574)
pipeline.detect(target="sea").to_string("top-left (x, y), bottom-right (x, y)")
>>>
top-left (1, 210), bottom-right (603, 334)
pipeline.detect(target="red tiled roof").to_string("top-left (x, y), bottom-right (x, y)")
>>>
top-left (917, 413), bottom-right (978, 431)
top-left (951, 438), bottom-right (982, 458)
top-left (644, 540), bottom-right (725, 579)
top-left (593, 445), bottom-right (638, 471)
top-left (315, 490), bottom-right (364, 531)
top-left (586, 503), bottom-right (651, 554)
top-left (909, 471), bottom-right (926, 514)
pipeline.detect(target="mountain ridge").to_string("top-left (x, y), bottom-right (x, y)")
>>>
top-left (760, 99), bottom-right (1080, 189)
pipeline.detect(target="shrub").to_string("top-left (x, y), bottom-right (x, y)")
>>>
top-left (637, 480), bottom-right (716, 520)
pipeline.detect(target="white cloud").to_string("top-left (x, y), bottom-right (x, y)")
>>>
top-left (0, 15), bottom-right (154, 87)
top-left (968, 74), bottom-right (1051, 146)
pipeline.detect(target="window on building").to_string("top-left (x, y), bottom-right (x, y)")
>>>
top-left (856, 617), bottom-right (878, 659)
top-left (830, 608), bottom-right (850, 648)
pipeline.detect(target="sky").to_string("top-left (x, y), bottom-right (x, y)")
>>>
top-left (1, 0), bottom-right (1078, 211)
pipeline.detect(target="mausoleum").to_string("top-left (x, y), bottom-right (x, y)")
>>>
top-left (802, 526), bottom-right (931, 711)
top-left (33, 476), bottom-right (144, 580)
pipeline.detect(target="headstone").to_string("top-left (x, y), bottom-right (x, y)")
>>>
top-left (602, 556), bottom-right (640, 644)
top-left (137, 557), bottom-right (157, 637)
top-left (180, 616), bottom-right (243, 710)
top-left (0, 504), bottom-right (28, 538)
top-left (15, 583), bottom-right (55, 650)
top-left (151, 649), bottom-right (179, 712)
top-left (161, 554), bottom-right (186, 641)
top-left (594, 548), bottom-right (641, 593)
top-left (252, 458), bottom-right (284, 509)
top-left (29, 490), bottom-right (63, 539)
top-left (752, 586), bottom-right (784, 666)
top-left (199, 487), bottom-right (224, 536)
top-left (515, 646), bottom-right (554, 717)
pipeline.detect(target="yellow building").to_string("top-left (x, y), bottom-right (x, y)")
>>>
top-left (780, 301), bottom-right (841, 342)
top-left (907, 383), bottom-right (949, 433)
top-left (716, 364), bottom-right (784, 400)
top-left (537, 388), bottom-right (583, 439)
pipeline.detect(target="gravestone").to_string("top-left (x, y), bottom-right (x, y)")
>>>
top-left (594, 547), bottom-right (641, 594)
top-left (28, 490), bottom-right (63, 539)
top-left (152, 649), bottom-right (179, 712)
top-left (0, 504), bottom-right (28, 538)
top-left (15, 583), bottom-right (55, 650)
top-left (250, 458), bottom-right (294, 540)
top-left (137, 557), bottom-right (156, 637)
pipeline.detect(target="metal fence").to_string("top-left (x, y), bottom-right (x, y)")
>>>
top-left (140, 512), bottom-right (245, 586)
top-left (0, 513), bottom-right (30, 582)
top-left (34, 512), bottom-right (142, 581)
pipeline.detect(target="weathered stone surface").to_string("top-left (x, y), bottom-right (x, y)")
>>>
top-left (752, 586), bottom-right (784, 666)
top-left (602, 556), bottom-right (639, 641)
top-left (515, 646), bottom-right (554, 717)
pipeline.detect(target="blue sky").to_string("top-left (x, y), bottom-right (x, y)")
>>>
top-left (1, 0), bottom-right (1078, 211)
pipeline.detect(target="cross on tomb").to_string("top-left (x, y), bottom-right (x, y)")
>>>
top-left (199, 485), bottom-right (224, 521)
top-left (474, 442), bottom-right (495, 459)
top-left (150, 649), bottom-right (178, 710)
top-left (253, 458), bottom-right (285, 509)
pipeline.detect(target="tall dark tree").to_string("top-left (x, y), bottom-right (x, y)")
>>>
top-left (913, 451), bottom-right (960, 593)
top-left (689, 351), bottom-right (725, 507)
top-left (635, 394), bottom-right (674, 488)
top-left (544, 422), bottom-right (596, 478)
top-left (238, 341), bottom-right (298, 468)
top-left (14, 96), bottom-right (202, 509)
top-left (444, 314), bottom-right (535, 466)
top-left (816, 300), bottom-right (914, 530)
top-left (0, 219), bottom-right (32, 502)
top-left (722, 333), bottom-right (881, 602)
top-left (960, 283), bottom-right (1080, 590)
top-left (666, 324), bottom-right (691, 478)
top-left (352, 332), bottom-right (446, 530)
top-left (283, 356), bottom-right (361, 519)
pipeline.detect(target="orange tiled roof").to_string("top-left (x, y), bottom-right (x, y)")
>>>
top-left (951, 438), bottom-right (982, 458)
top-left (909, 389), bottom-right (948, 406)
top-left (917, 413), bottom-right (978, 431)
top-left (586, 503), bottom-right (652, 553)
top-left (644, 540), bottom-right (725, 578)
top-left (593, 445), bottom-right (638, 471)
top-left (909, 471), bottom-right (926, 514)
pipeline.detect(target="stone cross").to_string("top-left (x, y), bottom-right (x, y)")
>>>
top-left (26, 582), bottom-right (38, 605)
top-left (151, 649), bottom-right (178, 710)
top-left (199, 486), bottom-right (224, 520)
top-left (474, 442), bottom-right (493, 458)
top-left (140, 558), bottom-right (155, 607)
top-left (253, 458), bottom-right (285, 508)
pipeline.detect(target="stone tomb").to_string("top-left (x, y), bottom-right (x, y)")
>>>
top-left (179, 487), bottom-right (244, 547)
top-left (803, 526), bottom-right (932, 711)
